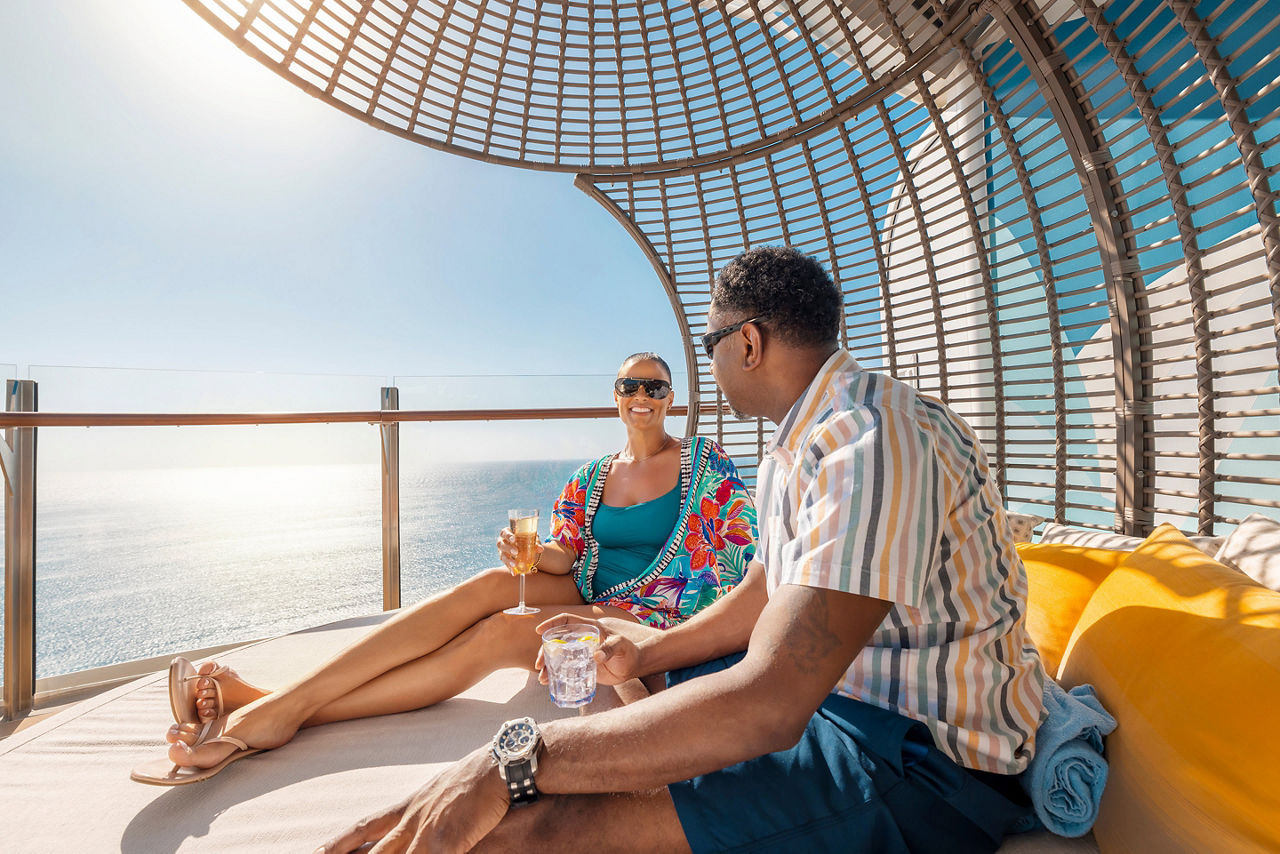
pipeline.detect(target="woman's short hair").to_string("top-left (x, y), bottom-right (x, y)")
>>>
top-left (619, 351), bottom-right (672, 381)
top-left (712, 247), bottom-right (840, 350)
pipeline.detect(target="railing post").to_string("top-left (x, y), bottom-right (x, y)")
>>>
top-left (379, 386), bottom-right (401, 611)
top-left (3, 380), bottom-right (37, 720)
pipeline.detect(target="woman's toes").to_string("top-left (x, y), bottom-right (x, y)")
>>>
top-left (167, 739), bottom-right (201, 766)
top-left (166, 722), bottom-right (203, 746)
top-left (167, 733), bottom-right (234, 769)
top-left (167, 739), bottom-right (188, 763)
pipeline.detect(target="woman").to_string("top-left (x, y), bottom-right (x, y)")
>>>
top-left (132, 352), bottom-right (756, 785)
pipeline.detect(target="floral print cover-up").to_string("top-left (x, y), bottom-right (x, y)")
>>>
top-left (548, 436), bottom-right (757, 629)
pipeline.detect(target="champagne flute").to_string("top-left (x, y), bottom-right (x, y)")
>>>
top-left (503, 509), bottom-right (541, 615)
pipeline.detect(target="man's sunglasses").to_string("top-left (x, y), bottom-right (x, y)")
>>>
top-left (614, 377), bottom-right (672, 399)
top-left (701, 316), bottom-right (765, 360)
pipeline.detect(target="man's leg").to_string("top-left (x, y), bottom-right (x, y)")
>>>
top-left (475, 789), bottom-right (691, 854)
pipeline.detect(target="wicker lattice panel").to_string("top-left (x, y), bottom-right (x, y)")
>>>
top-left (186, 0), bottom-right (1280, 536)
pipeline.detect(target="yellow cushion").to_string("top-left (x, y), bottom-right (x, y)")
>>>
top-left (1015, 542), bottom-right (1129, 677)
top-left (1059, 524), bottom-right (1280, 853)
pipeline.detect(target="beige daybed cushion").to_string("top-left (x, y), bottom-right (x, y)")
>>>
top-left (0, 612), bottom-right (1093, 852)
top-left (1215, 512), bottom-right (1280, 591)
top-left (1038, 522), bottom-right (1223, 556)
top-left (0, 613), bottom-right (591, 851)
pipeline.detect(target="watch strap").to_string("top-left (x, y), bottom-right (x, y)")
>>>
top-left (503, 758), bottom-right (539, 805)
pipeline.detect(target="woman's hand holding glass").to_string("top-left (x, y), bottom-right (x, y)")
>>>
top-left (496, 527), bottom-right (544, 574)
top-left (499, 509), bottom-right (541, 615)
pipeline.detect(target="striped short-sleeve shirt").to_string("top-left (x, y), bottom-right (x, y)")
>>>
top-left (756, 350), bottom-right (1045, 773)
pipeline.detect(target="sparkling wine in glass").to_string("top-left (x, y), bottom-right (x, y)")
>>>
top-left (503, 509), bottom-right (540, 616)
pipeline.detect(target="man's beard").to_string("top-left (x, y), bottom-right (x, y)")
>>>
top-left (731, 406), bottom-right (750, 420)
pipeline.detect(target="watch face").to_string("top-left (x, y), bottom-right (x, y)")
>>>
top-left (494, 718), bottom-right (538, 761)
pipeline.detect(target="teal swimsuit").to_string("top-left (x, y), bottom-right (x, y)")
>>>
top-left (590, 484), bottom-right (681, 599)
top-left (548, 436), bottom-right (757, 628)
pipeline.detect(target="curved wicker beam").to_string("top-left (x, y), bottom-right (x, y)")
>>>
top-left (573, 175), bottom-right (700, 438)
top-left (991, 0), bottom-right (1150, 535)
top-left (1082, 2), bottom-right (1216, 533)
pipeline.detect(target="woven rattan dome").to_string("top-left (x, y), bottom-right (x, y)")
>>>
top-left (185, 0), bottom-right (1280, 537)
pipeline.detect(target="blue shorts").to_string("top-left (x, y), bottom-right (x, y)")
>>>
top-left (666, 653), bottom-right (1031, 853)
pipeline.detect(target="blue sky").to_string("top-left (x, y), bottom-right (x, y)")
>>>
top-left (0, 1), bottom-right (684, 386)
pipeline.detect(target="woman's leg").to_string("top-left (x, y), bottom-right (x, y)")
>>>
top-left (167, 568), bottom-right (584, 749)
top-left (304, 602), bottom-right (640, 725)
top-left (180, 568), bottom-right (586, 725)
top-left (168, 597), bottom-right (635, 768)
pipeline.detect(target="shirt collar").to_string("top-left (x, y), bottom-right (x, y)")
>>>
top-left (764, 349), bottom-right (861, 459)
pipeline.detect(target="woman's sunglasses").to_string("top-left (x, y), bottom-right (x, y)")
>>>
top-left (614, 377), bottom-right (672, 399)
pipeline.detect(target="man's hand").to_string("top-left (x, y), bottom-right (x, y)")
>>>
top-left (534, 614), bottom-right (658, 686)
top-left (315, 748), bottom-right (508, 854)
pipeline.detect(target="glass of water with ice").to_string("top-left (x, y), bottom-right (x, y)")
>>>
top-left (540, 623), bottom-right (601, 709)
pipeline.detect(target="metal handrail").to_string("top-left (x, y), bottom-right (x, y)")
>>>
top-left (0, 405), bottom-right (692, 428)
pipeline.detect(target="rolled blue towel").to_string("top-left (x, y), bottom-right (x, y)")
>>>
top-left (1015, 680), bottom-right (1118, 838)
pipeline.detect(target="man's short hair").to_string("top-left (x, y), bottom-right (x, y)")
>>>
top-left (712, 247), bottom-right (841, 350)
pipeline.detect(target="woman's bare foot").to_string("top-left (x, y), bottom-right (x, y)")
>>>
top-left (193, 661), bottom-right (267, 720)
top-left (166, 691), bottom-right (306, 769)
top-left (166, 661), bottom-right (270, 746)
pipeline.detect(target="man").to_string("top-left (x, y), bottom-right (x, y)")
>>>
top-left (320, 246), bottom-right (1046, 853)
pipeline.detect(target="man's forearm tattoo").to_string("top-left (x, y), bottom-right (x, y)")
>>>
top-left (786, 592), bottom-right (842, 674)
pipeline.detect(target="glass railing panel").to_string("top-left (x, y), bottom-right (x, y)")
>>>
top-left (29, 362), bottom-right (388, 411)
top-left (394, 373), bottom-right (688, 605)
top-left (392, 371), bottom-right (691, 411)
top-left (1, 363), bottom-right (13, 693)
top-left (28, 366), bottom-right (386, 681)
top-left (397, 452), bottom-right (589, 606)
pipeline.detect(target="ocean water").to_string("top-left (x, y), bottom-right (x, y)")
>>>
top-left (22, 459), bottom-right (583, 679)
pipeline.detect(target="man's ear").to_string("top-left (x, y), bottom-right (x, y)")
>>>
top-left (742, 323), bottom-right (765, 371)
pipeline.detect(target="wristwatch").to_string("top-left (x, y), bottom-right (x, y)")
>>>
top-left (491, 716), bottom-right (542, 806)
